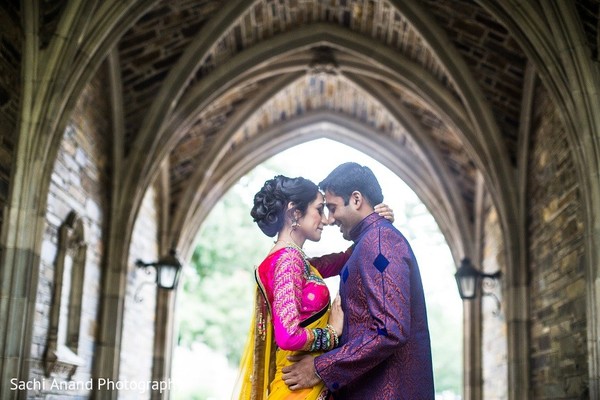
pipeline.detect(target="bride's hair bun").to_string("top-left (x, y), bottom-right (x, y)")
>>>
top-left (251, 175), bottom-right (319, 237)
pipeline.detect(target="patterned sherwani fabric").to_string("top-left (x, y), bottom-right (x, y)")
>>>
top-left (314, 213), bottom-right (434, 399)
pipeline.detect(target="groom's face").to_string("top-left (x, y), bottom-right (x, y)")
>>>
top-left (324, 190), bottom-right (361, 240)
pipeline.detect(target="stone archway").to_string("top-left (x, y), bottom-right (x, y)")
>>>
top-left (173, 135), bottom-right (467, 398)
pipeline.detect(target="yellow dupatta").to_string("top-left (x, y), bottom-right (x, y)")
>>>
top-left (233, 266), bottom-right (330, 400)
top-left (233, 288), bottom-right (276, 399)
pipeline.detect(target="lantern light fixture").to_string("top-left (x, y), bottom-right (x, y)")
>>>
top-left (134, 249), bottom-right (183, 301)
top-left (455, 257), bottom-right (502, 314)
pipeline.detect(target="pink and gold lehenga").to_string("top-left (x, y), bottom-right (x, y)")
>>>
top-left (234, 245), bottom-right (340, 400)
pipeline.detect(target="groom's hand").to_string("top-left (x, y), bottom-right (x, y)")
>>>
top-left (282, 354), bottom-right (321, 390)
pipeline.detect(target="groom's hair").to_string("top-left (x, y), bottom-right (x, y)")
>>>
top-left (319, 162), bottom-right (383, 206)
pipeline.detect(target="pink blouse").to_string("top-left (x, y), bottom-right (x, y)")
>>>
top-left (256, 247), bottom-right (330, 351)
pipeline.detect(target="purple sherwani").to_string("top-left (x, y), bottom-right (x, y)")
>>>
top-left (313, 213), bottom-right (434, 399)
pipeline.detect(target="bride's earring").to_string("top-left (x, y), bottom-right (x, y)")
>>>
top-left (291, 218), bottom-right (300, 230)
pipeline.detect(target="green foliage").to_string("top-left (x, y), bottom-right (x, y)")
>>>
top-left (177, 165), bottom-right (277, 365)
top-left (176, 159), bottom-right (462, 396)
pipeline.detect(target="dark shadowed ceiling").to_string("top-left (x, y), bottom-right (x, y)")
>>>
top-left (31, 0), bottom-right (600, 256)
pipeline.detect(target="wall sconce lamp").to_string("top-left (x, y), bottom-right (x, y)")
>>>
top-left (134, 249), bottom-right (183, 301)
top-left (455, 257), bottom-right (502, 314)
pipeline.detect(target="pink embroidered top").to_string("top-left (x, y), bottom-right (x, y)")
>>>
top-left (255, 246), bottom-right (334, 351)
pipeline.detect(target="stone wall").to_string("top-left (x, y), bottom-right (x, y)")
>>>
top-left (26, 61), bottom-right (160, 398)
top-left (29, 64), bottom-right (111, 398)
top-left (0, 2), bottom-right (21, 228)
top-left (527, 82), bottom-right (587, 399)
top-left (118, 186), bottom-right (159, 399)
top-left (481, 201), bottom-right (508, 399)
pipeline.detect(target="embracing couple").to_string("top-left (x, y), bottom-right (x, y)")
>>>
top-left (234, 162), bottom-right (434, 400)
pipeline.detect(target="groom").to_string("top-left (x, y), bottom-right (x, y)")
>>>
top-left (282, 162), bottom-right (434, 399)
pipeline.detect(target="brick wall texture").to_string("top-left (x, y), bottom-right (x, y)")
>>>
top-left (527, 82), bottom-right (587, 398)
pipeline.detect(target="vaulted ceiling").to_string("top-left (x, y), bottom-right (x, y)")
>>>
top-left (31, 0), bottom-right (600, 257)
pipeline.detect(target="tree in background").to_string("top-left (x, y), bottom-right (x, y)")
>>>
top-left (176, 164), bottom-right (275, 365)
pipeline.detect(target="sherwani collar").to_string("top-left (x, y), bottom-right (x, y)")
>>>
top-left (349, 212), bottom-right (385, 242)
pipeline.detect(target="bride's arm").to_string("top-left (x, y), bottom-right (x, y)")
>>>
top-left (309, 246), bottom-right (354, 278)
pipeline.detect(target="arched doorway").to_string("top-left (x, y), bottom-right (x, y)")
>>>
top-left (173, 138), bottom-right (463, 399)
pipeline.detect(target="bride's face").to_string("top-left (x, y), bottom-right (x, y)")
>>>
top-left (296, 193), bottom-right (327, 242)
